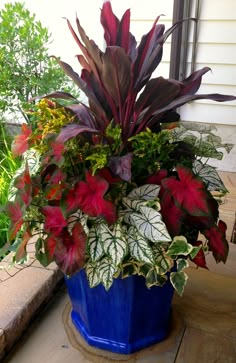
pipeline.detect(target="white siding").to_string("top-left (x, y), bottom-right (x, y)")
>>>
top-left (180, 0), bottom-right (236, 127)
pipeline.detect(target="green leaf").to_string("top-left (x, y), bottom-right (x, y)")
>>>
top-left (190, 245), bottom-right (201, 259)
top-left (97, 257), bottom-right (117, 290)
top-left (127, 227), bottom-right (155, 264)
top-left (145, 268), bottom-right (167, 288)
top-left (131, 206), bottom-right (171, 242)
top-left (87, 226), bottom-right (104, 262)
top-left (177, 258), bottom-right (189, 272)
top-left (193, 160), bottom-right (228, 193)
top-left (170, 271), bottom-right (188, 296)
top-left (167, 236), bottom-right (193, 257)
top-left (128, 184), bottom-right (160, 201)
top-left (101, 224), bottom-right (127, 266)
top-left (86, 262), bottom-right (101, 288)
top-left (153, 246), bottom-right (174, 274)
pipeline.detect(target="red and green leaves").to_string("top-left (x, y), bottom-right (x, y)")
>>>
top-left (76, 171), bottom-right (117, 224)
top-left (11, 123), bottom-right (32, 157)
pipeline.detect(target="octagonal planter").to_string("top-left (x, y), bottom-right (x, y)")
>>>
top-left (65, 270), bottom-right (174, 354)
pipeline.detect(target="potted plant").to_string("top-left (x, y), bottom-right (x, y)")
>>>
top-left (2, 1), bottom-right (235, 355)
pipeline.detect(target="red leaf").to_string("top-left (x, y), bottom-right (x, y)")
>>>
top-left (77, 171), bottom-right (117, 224)
top-left (11, 124), bottom-right (32, 157)
top-left (162, 165), bottom-right (209, 216)
top-left (53, 223), bottom-right (86, 275)
top-left (99, 167), bottom-right (122, 184)
top-left (41, 206), bottom-right (67, 236)
top-left (15, 229), bottom-right (32, 262)
top-left (159, 190), bottom-right (185, 236)
top-left (146, 169), bottom-right (168, 185)
top-left (6, 201), bottom-right (24, 241)
top-left (191, 241), bottom-right (208, 269)
top-left (203, 221), bottom-right (229, 263)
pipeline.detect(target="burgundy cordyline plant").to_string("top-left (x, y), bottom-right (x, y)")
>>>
top-left (3, 1), bottom-right (236, 294)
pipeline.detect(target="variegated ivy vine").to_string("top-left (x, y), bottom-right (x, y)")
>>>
top-left (83, 184), bottom-right (199, 296)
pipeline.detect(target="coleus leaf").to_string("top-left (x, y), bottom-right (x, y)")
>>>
top-left (109, 153), bottom-right (133, 182)
top-left (15, 229), bottom-right (32, 262)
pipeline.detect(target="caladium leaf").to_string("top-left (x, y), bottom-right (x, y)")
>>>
top-left (128, 227), bottom-right (155, 264)
top-left (170, 271), bottom-right (188, 296)
top-left (127, 184), bottom-right (160, 201)
top-left (5, 200), bottom-right (24, 242)
top-left (86, 262), bottom-right (101, 288)
top-left (15, 229), bottom-right (32, 262)
top-left (97, 257), bottom-right (117, 290)
top-left (203, 221), bottom-right (228, 263)
top-left (193, 160), bottom-right (228, 193)
top-left (122, 197), bottom-right (146, 212)
top-left (41, 206), bottom-right (67, 237)
top-left (101, 224), bottom-right (127, 266)
top-left (131, 206), bottom-right (171, 242)
top-left (162, 165), bottom-right (210, 216)
top-left (87, 226), bottom-right (104, 262)
top-left (11, 124), bottom-right (32, 157)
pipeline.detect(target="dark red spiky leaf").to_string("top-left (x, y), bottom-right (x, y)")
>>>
top-left (56, 124), bottom-right (99, 143)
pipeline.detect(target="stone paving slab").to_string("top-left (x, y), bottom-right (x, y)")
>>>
top-left (0, 258), bottom-right (63, 358)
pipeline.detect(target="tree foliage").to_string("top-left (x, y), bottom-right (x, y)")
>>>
top-left (0, 2), bottom-right (78, 121)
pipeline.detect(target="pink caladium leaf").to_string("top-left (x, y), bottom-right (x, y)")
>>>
top-left (77, 171), bottom-right (117, 224)
top-left (191, 241), bottom-right (208, 270)
top-left (14, 164), bottom-right (32, 207)
top-left (53, 222), bottom-right (86, 275)
top-left (41, 206), bottom-right (67, 236)
top-left (11, 124), bottom-right (32, 157)
top-left (204, 220), bottom-right (228, 263)
top-left (5, 200), bottom-right (24, 241)
top-left (15, 229), bottom-right (32, 262)
top-left (162, 165), bottom-right (210, 216)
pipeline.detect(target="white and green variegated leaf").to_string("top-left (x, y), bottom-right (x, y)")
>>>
top-left (101, 224), bottom-right (127, 266)
top-left (193, 160), bottom-right (228, 193)
top-left (128, 184), bottom-right (160, 201)
top-left (131, 206), bottom-right (171, 243)
top-left (170, 271), bottom-right (188, 296)
top-left (153, 246), bottom-right (174, 274)
top-left (167, 236), bottom-right (193, 257)
top-left (177, 258), bottom-right (189, 272)
top-left (87, 226), bottom-right (104, 262)
top-left (145, 268), bottom-right (167, 288)
top-left (97, 257), bottom-right (116, 290)
top-left (85, 263), bottom-right (101, 288)
top-left (122, 197), bottom-right (145, 212)
top-left (127, 227), bottom-right (155, 264)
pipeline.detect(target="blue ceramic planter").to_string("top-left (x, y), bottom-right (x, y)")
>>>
top-left (65, 270), bottom-right (174, 354)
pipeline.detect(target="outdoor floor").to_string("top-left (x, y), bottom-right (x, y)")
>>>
top-left (1, 172), bottom-right (236, 363)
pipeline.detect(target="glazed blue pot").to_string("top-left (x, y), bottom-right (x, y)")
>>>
top-left (65, 270), bottom-right (174, 354)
